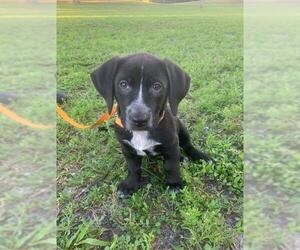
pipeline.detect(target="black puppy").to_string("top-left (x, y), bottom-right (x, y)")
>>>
top-left (91, 53), bottom-right (211, 197)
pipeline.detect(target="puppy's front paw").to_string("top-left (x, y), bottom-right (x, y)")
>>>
top-left (117, 180), bottom-right (141, 199)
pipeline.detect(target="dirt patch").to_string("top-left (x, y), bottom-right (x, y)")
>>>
top-left (152, 224), bottom-right (189, 249)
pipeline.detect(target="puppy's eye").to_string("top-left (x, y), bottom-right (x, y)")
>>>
top-left (119, 80), bottom-right (128, 89)
top-left (152, 82), bottom-right (162, 91)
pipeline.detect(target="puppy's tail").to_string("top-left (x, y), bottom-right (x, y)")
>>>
top-left (178, 119), bottom-right (213, 163)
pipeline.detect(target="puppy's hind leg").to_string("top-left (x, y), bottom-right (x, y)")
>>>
top-left (178, 119), bottom-right (212, 163)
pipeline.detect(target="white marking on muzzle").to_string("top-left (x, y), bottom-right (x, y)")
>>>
top-left (136, 64), bottom-right (145, 105)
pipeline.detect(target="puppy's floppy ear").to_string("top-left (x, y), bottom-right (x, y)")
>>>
top-left (164, 59), bottom-right (191, 116)
top-left (91, 56), bottom-right (120, 114)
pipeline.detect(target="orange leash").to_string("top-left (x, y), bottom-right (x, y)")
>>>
top-left (0, 104), bottom-right (55, 129)
top-left (56, 105), bottom-right (118, 129)
top-left (0, 103), bottom-right (119, 130)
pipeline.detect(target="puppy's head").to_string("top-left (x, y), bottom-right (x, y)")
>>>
top-left (91, 53), bottom-right (190, 130)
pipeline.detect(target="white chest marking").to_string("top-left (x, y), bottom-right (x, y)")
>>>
top-left (124, 131), bottom-right (161, 156)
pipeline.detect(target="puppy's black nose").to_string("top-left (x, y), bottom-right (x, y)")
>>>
top-left (128, 109), bottom-right (150, 127)
top-left (131, 116), bottom-right (148, 127)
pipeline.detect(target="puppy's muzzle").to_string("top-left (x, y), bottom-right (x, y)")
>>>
top-left (127, 104), bottom-right (151, 129)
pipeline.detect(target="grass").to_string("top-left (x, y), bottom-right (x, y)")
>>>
top-left (243, 4), bottom-right (300, 248)
top-left (0, 3), bottom-right (56, 249)
top-left (57, 2), bottom-right (243, 249)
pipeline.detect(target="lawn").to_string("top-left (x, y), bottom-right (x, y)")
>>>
top-left (57, 2), bottom-right (243, 249)
top-left (0, 4), bottom-right (56, 248)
